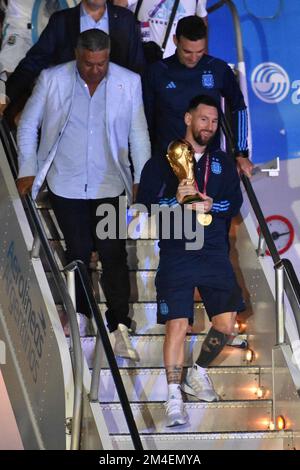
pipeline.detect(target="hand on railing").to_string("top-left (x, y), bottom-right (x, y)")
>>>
top-left (0, 102), bottom-right (8, 119)
top-left (16, 176), bottom-right (35, 196)
top-left (132, 183), bottom-right (139, 204)
top-left (236, 156), bottom-right (254, 178)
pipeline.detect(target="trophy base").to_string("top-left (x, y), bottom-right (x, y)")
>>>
top-left (183, 194), bottom-right (203, 204)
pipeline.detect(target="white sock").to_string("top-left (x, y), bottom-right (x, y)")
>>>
top-left (168, 383), bottom-right (182, 400)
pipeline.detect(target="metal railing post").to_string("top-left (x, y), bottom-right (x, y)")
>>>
top-left (275, 264), bottom-right (285, 345)
top-left (0, 117), bottom-right (143, 451)
top-left (63, 265), bottom-right (84, 451)
top-left (74, 260), bottom-right (143, 450)
top-left (66, 269), bottom-right (77, 311)
top-left (90, 334), bottom-right (103, 402)
top-left (31, 233), bottom-right (41, 259)
top-left (0, 118), bottom-right (85, 451)
top-left (257, 231), bottom-right (267, 257)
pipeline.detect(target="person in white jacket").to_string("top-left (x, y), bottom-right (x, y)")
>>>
top-left (112, 0), bottom-right (207, 58)
top-left (16, 28), bottom-right (151, 360)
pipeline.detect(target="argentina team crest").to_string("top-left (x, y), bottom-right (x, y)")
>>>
top-left (159, 301), bottom-right (169, 316)
top-left (202, 73), bottom-right (214, 88)
top-left (211, 160), bottom-right (222, 174)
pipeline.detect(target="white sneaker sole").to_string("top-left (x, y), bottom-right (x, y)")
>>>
top-left (114, 349), bottom-right (140, 362)
top-left (165, 414), bottom-right (188, 427)
top-left (181, 383), bottom-right (220, 402)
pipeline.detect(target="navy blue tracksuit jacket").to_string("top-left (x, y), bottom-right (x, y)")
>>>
top-left (137, 149), bottom-right (243, 253)
top-left (143, 53), bottom-right (248, 159)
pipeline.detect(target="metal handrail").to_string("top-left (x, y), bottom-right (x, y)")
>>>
top-left (282, 259), bottom-right (300, 337)
top-left (211, 0), bottom-right (280, 264)
top-left (208, 0), bottom-right (244, 65)
top-left (0, 119), bottom-right (83, 450)
top-left (219, 108), bottom-right (281, 265)
top-left (220, 110), bottom-right (300, 341)
top-left (208, 0), bottom-right (300, 341)
top-left (207, 0), bottom-right (226, 15)
top-left (240, 174), bottom-right (281, 266)
top-left (0, 118), bottom-right (143, 450)
top-left (64, 260), bottom-right (143, 451)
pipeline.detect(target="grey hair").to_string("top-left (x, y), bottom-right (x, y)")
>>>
top-left (76, 28), bottom-right (111, 52)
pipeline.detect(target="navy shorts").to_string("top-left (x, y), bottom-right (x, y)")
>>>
top-left (156, 249), bottom-right (244, 325)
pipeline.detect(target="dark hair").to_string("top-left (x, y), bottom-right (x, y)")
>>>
top-left (76, 28), bottom-right (110, 51)
top-left (187, 95), bottom-right (220, 114)
top-left (176, 15), bottom-right (207, 41)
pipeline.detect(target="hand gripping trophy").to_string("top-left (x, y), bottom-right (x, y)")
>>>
top-left (166, 139), bottom-right (212, 226)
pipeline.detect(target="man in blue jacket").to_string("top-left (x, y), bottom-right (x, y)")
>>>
top-left (2, 0), bottom-right (144, 114)
top-left (143, 15), bottom-right (253, 178)
top-left (137, 94), bottom-right (244, 427)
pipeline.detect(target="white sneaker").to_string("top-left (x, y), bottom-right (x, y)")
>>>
top-left (113, 324), bottom-right (140, 362)
top-left (78, 313), bottom-right (95, 337)
top-left (181, 365), bottom-right (220, 402)
top-left (165, 396), bottom-right (188, 427)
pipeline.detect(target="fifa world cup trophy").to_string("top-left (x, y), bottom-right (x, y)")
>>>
top-left (166, 139), bottom-right (202, 204)
top-left (166, 139), bottom-right (212, 226)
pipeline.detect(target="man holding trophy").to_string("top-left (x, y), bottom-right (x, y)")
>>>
top-left (137, 94), bottom-right (244, 427)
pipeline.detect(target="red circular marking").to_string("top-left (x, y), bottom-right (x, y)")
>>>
top-left (257, 215), bottom-right (294, 256)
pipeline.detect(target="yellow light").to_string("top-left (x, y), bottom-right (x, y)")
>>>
top-left (256, 387), bottom-right (264, 399)
top-left (246, 348), bottom-right (254, 362)
top-left (235, 321), bottom-right (247, 334)
top-left (276, 415), bottom-right (286, 431)
top-left (269, 421), bottom-right (275, 431)
top-left (239, 323), bottom-right (247, 334)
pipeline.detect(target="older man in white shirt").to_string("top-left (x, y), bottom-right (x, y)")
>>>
top-left (16, 28), bottom-right (151, 361)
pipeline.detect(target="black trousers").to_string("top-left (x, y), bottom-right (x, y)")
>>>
top-left (49, 190), bottom-right (131, 332)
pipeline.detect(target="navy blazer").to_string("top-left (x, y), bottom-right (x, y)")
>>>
top-left (6, 2), bottom-right (145, 104)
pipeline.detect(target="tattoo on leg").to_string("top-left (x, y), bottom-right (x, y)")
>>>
top-left (202, 335), bottom-right (221, 353)
top-left (196, 327), bottom-right (229, 368)
top-left (166, 366), bottom-right (183, 384)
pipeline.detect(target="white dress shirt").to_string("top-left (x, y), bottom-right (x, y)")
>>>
top-left (80, 3), bottom-right (109, 33)
top-left (47, 70), bottom-right (124, 199)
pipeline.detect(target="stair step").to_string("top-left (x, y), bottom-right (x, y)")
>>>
top-left (100, 400), bottom-right (272, 434)
top-left (126, 239), bottom-right (159, 270)
top-left (80, 335), bottom-right (254, 369)
top-left (48, 270), bottom-right (159, 303)
top-left (39, 207), bottom-right (63, 240)
top-left (98, 302), bottom-right (208, 334)
top-left (38, 205), bottom-right (160, 270)
top-left (110, 431), bottom-right (294, 450)
top-left (98, 270), bottom-right (157, 303)
top-left (46, 239), bottom-right (160, 272)
top-left (98, 367), bottom-right (272, 402)
top-left (57, 302), bottom-right (209, 335)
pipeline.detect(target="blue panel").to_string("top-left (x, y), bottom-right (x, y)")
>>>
top-left (31, 0), bottom-right (70, 44)
top-left (207, 0), bottom-right (300, 164)
top-left (242, 0), bottom-right (282, 19)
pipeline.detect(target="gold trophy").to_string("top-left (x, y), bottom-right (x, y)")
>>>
top-left (166, 139), bottom-right (212, 226)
